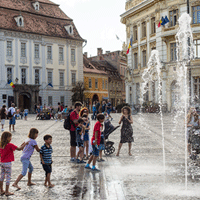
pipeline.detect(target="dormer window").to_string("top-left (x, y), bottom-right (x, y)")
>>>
top-left (64, 25), bottom-right (74, 36)
top-left (14, 15), bottom-right (24, 27)
top-left (33, 1), bottom-right (40, 11)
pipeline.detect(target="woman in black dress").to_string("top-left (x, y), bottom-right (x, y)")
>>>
top-left (116, 106), bottom-right (134, 156)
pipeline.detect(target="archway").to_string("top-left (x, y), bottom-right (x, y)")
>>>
top-left (92, 94), bottom-right (99, 104)
top-left (18, 92), bottom-right (31, 111)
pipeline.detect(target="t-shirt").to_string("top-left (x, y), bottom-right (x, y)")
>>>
top-left (0, 143), bottom-right (17, 163)
top-left (8, 107), bottom-right (15, 116)
top-left (102, 104), bottom-right (106, 112)
top-left (91, 121), bottom-right (102, 145)
top-left (0, 108), bottom-right (6, 119)
top-left (107, 102), bottom-right (111, 109)
top-left (21, 138), bottom-right (37, 160)
top-left (76, 126), bottom-right (83, 143)
top-left (70, 110), bottom-right (79, 131)
top-left (40, 144), bottom-right (53, 164)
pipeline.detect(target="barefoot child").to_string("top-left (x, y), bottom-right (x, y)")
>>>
top-left (85, 114), bottom-right (105, 172)
top-left (82, 114), bottom-right (90, 160)
top-left (40, 134), bottom-right (54, 188)
top-left (0, 131), bottom-right (28, 196)
top-left (12, 128), bottom-right (40, 190)
top-left (76, 118), bottom-right (86, 163)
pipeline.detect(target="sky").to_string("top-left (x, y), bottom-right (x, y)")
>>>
top-left (51, 0), bottom-right (126, 57)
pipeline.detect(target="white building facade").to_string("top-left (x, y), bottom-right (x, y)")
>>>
top-left (121, 0), bottom-right (200, 111)
top-left (0, 0), bottom-right (84, 112)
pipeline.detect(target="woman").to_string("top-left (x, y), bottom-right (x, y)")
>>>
top-left (57, 102), bottom-right (62, 122)
top-left (187, 107), bottom-right (200, 155)
top-left (116, 106), bottom-right (134, 156)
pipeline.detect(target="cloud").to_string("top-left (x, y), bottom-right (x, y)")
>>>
top-left (52, 0), bottom-right (90, 7)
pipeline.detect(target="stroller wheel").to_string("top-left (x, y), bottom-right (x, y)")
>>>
top-left (104, 148), bottom-right (111, 156)
top-left (109, 146), bottom-right (115, 155)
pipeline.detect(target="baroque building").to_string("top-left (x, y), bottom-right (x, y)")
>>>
top-left (0, 0), bottom-right (84, 112)
top-left (121, 0), bottom-right (200, 111)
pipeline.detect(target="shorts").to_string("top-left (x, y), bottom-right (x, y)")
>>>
top-left (24, 113), bottom-right (28, 117)
top-left (9, 117), bottom-right (16, 125)
top-left (99, 144), bottom-right (105, 150)
top-left (42, 164), bottom-right (52, 177)
top-left (70, 131), bottom-right (77, 147)
top-left (84, 132), bottom-right (89, 141)
top-left (77, 141), bottom-right (84, 148)
top-left (92, 145), bottom-right (99, 157)
top-left (21, 158), bottom-right (33, 176)
top-left (1, 119), bottom-right (5, 125)
top-left (107, 109), bottom-right (111, 115)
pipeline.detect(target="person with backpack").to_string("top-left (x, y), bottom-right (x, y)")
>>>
top-left (69, 102), bottom-right (82, 162)
top-left (8, 103), bottom-right (16, 132)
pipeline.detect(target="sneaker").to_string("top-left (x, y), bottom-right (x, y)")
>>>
top-left (85, 165), bottom-right (91, 169)
top-left (111, 118), bottom-right (113, 121)
top-left (70, 158), bottom-right (75, 162)
top-left (79, 160), bottom-right (86, 164)
top-left (97, 159), bottom-right (101, 162)
top-left (100, 158), bottom-right (105, 162)
top-left (76, 159), bottom-right (80, 163)
top-left (91, 167), bottom-right (101, 172)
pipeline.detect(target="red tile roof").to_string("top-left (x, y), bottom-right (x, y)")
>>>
top-left (0, 0), bottom-right (83, 41)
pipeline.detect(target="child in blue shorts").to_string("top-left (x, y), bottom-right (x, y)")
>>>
top-left (82, 114), bottom-right (90, 159)
top-left (85, 114), bottom-right (105, 172)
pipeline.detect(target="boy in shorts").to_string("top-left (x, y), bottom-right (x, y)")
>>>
top-left (40, 135), bottom-right (54, 188)
top-left (85, 114), bottom-right (105, 172)
top-left (76, 118), bottom-right (86, 164)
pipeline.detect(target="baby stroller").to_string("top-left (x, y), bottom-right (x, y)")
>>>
top-left (102, 120), bottom-right (119, 156)
top-left (188, 126), bottom-right (200, 160)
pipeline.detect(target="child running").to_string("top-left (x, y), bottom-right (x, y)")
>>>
top-left (76, 118), bottom-right (86, 164)
top-left (85, 114), bottom-right (105, 172)
top-left (12, 128), bottom-right (40, 190)
top-left (82, 114), bottom-right (90, 160)
top-left (40, 135), bottom-right (54, 188)
top-left (0, 131), bottom-right (28, 196)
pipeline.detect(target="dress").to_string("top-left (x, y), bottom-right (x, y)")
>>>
top-left (120, 115), bottom-right (134, 143)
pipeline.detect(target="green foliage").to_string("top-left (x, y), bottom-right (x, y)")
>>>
top-left (71, 81), bottom-right (86, 103)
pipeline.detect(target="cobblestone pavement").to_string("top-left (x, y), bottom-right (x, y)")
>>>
top-left (0, 113), bottom-right (200, 200)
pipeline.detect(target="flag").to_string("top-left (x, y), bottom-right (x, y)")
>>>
top-left (158, 18), bottom-right (162, 27)
top-left (116, 35), bottom-right (119, 40)
top-left (164, 16), bottom-right (169, 24)
top-left (8, 80), bottom-right (15, 88)
top-left (48, 83), bottom-right (53, 87)
top-left (126, 36), bottom-right (133, 54)
top-left (161, 17), bottom-right (166, 26)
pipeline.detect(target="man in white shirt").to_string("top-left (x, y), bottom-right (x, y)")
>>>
top-left (8, 103), bottom-right (16, 132)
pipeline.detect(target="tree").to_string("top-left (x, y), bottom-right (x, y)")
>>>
top-left (71, 81), bottom-right (86, 103)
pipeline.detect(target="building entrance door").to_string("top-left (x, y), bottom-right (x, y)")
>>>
top-left (19, 93), bottom-right (31, 111)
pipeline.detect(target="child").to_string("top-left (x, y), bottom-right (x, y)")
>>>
top-left (85, 113), bottom-right (105, 172)
top-left (24, 109), bottom-right (28, 121)
top-left (97, 125), bottom-right (105, 162)
top-left (12, 128), bottom-right (40, 190)
top-left (40, 135), bottom-right (54, 188)
top-left (0, 105), bottom-right (6, 132)
top-left (82, 114), bottom-right (90, 160)
top-left (0, 131), bottom-right (27, 196)
top-left (76, 118), bottom-right (86, 164)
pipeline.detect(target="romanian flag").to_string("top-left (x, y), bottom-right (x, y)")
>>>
top-left (126, 36), bottom-right (133, 54)
top-left (158, 16), bottom-right (169, 27)
top-left (158, 18), bottom-right (162, 27)
top-left (8, 80), bottom-right (15, 88)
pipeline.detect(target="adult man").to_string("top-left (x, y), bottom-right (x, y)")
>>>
top-left (106, 99), bottom-right (113, 121)
top-left (95, 100), bottom-right (100, 115)
top-left (101, 101), bottom-right (106, 114)
top-left (70, 101), bottom-right (82, 162)
top-left (8, 103), bottom-right (16, 132)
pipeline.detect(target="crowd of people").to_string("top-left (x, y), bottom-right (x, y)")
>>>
top-left (0, 100), bottom-right (135, 196)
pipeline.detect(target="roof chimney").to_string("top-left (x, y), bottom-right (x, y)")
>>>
top-left (97, 48), bottom-right (103, 56)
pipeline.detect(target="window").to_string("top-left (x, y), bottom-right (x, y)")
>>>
top-left (7, 41), bottom-right (12, 56)
top-left (194, 40), bottom-right (200, 58)
top-left (170, 43), bottom-right (177, 61)
top-left (194, 77), bottom-right (200, 99)
top-left (71, 49), bottom-right (75, 62)
top-left (142, 50), bottom-right (146, 67)
top-left (192, 6), bottom-right (200, 24)
top-left (34, 44), bottom-right (39, 58)
top-left (95, 79), bottom-right (98, 89)
top-left (47, 46), bottom-right (52, 60)
top-left (21, 43), bottom-right (26, 57)
top-left (72, 72), bottom-right (76, 86)
top-left (7, 68), bottom-right (12, 83)
top-left (151, 17), bottom-right (156, 34)
top-left (48, 71), bottom-right (52, 84)
top-left (21, 68), bottom-right (26, 84)
top-left (89, 78), bottom-right (92, 88)
top-left (105, 80), bottom-right (108, 89)
top-left (169, 10), bottom-right (178, 27)
top-left (48, 96), bottom-right (52, 106)
top-left (59, 72), bottom-right (64, 86)
top-left (60, 96), bottom-right (65, 104)
top-left (134, 53), bottom-right (138, 69)
top-left (142, 22), bottom-right (146, 38)
top-left (35, 69), bottom-right (40, 85)
top-left (59, 47), bottom-right (64, 61)
top-left (102, 80), bottom-right (104, 89)
top-left (133, 26), bottom-right (137, 41)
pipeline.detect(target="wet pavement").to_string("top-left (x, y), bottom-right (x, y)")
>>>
top-left (0, 113), bottom-right (200, 199)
